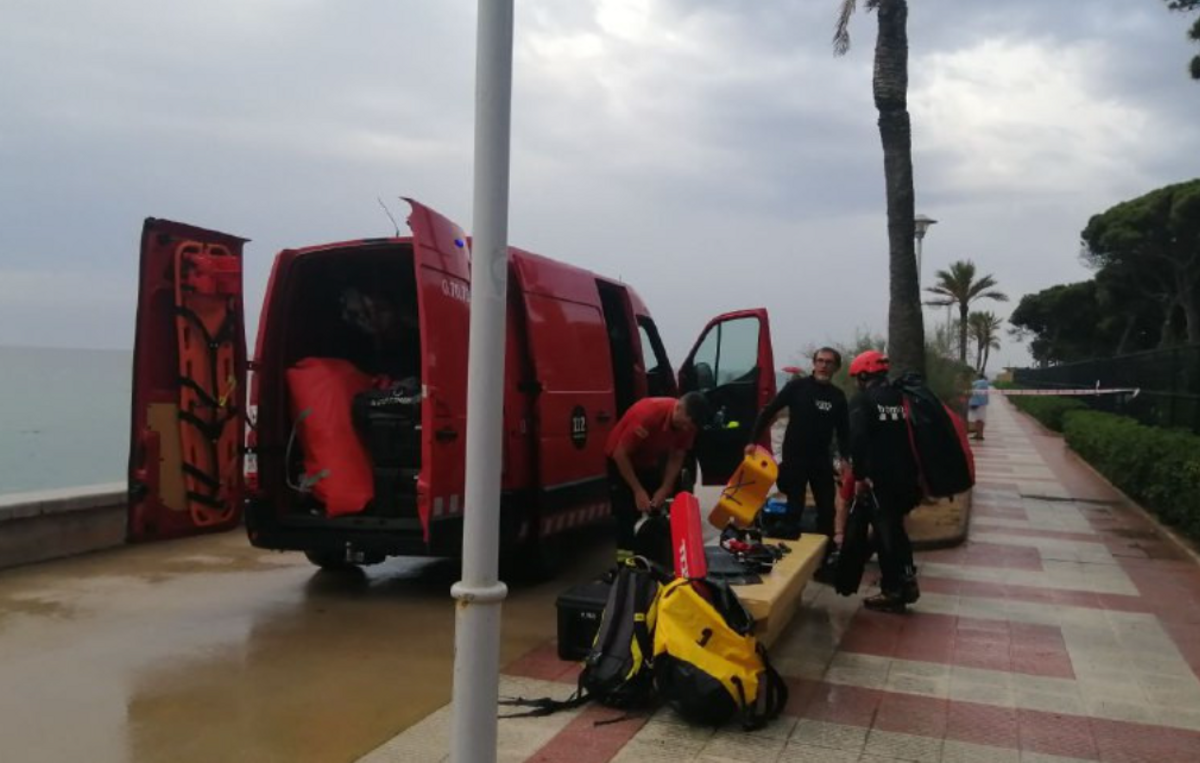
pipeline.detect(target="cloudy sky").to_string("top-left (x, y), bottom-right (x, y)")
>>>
top-left (2, 0), bottom-right (1198, 371)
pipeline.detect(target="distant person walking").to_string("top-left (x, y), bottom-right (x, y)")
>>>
top-left (969, 373), bottom-right (990, 441)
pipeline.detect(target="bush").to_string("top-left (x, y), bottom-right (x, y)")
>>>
top-left (1010, 395), bottom-right (1088, 432)
top-left (1063, 410), bottom-right (1200, 543)
top-left (924, 352), bottom-right (976, 416)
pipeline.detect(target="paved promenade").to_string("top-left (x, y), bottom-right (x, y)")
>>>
top-left (363, 397), bottom-right (1200, 762)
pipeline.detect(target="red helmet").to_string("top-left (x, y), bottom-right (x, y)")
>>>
top-left (849, 350), bottom-right (889, 377)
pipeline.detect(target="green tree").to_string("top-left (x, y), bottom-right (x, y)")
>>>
top-left (924, 260), bottom-right (1008, 364)
top-left (969, 311), bottom-right (1003, 374)
top-left (1009, 282), bottom-right (1104, 365)
top-left (834, 0), bottom-right (925, 376)
top-left (1081, 179), bottom-right (1200, 345)
top-left (1164, 0), bottom-right (1200, 80)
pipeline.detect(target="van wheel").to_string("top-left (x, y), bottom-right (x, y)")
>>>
top-left (304, 550), bottom-right (358, 571)
top-left (506, 533), bottom-right (565, 582)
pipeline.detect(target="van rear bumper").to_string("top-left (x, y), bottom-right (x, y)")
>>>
top-left (244, 497), bottom-right (434, 558)
top-left (243, 491), bottom-right (530, 560)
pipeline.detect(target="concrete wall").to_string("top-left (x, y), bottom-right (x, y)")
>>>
top-left (0, 483), bottom-right (127, 570)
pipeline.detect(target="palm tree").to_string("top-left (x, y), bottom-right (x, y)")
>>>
top-left (834, 0), bottom-right (925, 376)
top-left (969, 311), bottom-right (1003, 374)
top-left (925, 261), bottom-right (1008, 364)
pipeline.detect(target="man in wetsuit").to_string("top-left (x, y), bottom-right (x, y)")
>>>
top-left (847, 350), bottom-right (920, 613)
top-left (747, 347), bottom-right (850, 541)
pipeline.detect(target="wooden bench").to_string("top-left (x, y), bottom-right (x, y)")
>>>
top-left (728, 534), bottom-right (828, 647)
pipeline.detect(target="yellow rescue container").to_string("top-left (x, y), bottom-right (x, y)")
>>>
top-left (708, 446), bottom-right (779, 529)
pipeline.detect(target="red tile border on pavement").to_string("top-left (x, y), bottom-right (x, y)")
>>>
top-left (526, 705), bottom-right (649, 763)
top-left (837, 611), bottom-right (1074, 678)
top-left (782, 679), bottom-right (1200, 761)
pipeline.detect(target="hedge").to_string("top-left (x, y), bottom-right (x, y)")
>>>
top-left (1009, 395), bottom-right (1089, 432)
top-left (1062, 410), bottom-right (1200, 544)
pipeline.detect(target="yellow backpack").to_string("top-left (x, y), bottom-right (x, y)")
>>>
top-left (652, 578), bottom-right (788, 730)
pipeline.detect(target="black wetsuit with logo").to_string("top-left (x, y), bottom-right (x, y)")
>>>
top-left (750, 376), bottom-right (850, 536)
top-left (849, 379), bottom-right (920, 595)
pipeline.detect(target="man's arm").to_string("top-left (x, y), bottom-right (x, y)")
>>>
top-left (834, 393), bottom-right (851, 470)
top-left (848, 394), bottom-right (872, 490)
top-left (747, 382), bottom-right (791, 453)
top-left (652, 449), bottom-right (687, 507)
top-left (612, 445), bottom-right (651, 512)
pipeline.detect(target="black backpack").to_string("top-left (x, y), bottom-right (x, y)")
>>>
top-left (893, 372), bottom-right (974, 498)
top-left (501, 560), bottom-right (663, 717)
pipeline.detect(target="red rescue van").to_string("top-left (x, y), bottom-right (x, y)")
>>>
top-left (128, 200), bottom-right (776, 571)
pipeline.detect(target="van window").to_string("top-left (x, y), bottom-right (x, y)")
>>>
top-left (714, 317), bottom-right (759, 384)
top-left (690, 316), bottom-right (761, 390)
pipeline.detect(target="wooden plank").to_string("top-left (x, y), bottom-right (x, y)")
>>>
top-left (147, 402), bottom-right (186, 512)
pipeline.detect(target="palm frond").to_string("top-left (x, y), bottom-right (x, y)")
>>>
top-left (833, 0), bottom-right (856, 56)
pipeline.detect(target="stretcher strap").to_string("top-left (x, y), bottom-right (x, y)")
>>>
top-left (177, 409), bottom-right (233, 442)
top-left (186, 490), bottom-right (226, 509)
top-left (179, 376), bottom-right (221, 410)
top-left (182, 462), bottom-right (221, 490)
top-left (175, 304), bottom-right (237, 348)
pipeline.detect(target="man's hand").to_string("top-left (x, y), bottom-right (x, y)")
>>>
top-left (634, 489), bottom-right (652, 513)
top-left (651, 487), bottom-right (671, 509)
top-left (744, 444), bottom-right (757, 456)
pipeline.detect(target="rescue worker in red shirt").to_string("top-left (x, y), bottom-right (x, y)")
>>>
top-left (605, 392), bottom-right (711, 563)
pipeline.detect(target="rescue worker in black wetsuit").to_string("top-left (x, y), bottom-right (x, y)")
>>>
top-left (747, 347), bottom-right (850, 541)
top-left (847, 350), bottom-right (920, 613)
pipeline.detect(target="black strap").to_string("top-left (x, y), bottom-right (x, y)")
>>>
top-left (497, 690), bottom-right (588, 719)
top-left (182, 462), bottom-right (221, 490)
top-left (175, 304), bottom-right (216, 347)
top-left (179, 377), bottom-right (221, 409)
top-left (186, 490), bottom-right (225, 509)
top-left (731, 676), bottom-right (758, 731)
top-left (739, 645), bottom-right (788, 731)
top-left (178, 409), bottom-right (237, 442)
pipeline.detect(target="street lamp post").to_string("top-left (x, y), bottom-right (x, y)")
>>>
top-left (913, 213), bottom-right (940, 341)
top-left (914, 213), bottom-right (937, 282)
top-left (450, 2), bottom-right (513, 762)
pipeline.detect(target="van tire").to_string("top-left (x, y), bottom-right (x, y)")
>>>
top-left (504, 533), bottom-right (565, 582)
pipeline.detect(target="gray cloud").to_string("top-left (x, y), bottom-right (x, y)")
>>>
top-left (1, 0), bottom-right (1198, 373)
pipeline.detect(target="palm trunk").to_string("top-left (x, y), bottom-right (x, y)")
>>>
top-left (982, 345), bottom-right (991, 374)
top-left (875, 0), bottom-right (924, 377)
top-left (958, 303), bottom-right (969, 364)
